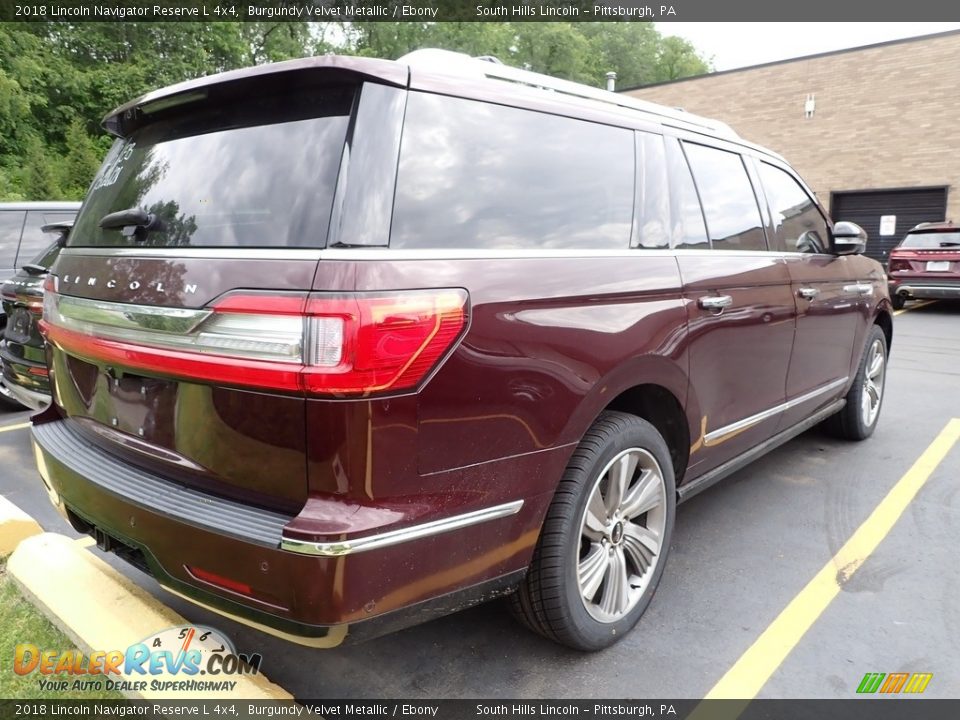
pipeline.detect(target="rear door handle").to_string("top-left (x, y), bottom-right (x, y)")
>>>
top-left (798, 287), bottom-right (819, 300)
top-left (843, 283), bottom-right (874, 296)
top-left (698, 295), bottom-right (733, 310)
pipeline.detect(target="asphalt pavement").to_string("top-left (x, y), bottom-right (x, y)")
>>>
top-left (2, 300), bottom-right (958, 699)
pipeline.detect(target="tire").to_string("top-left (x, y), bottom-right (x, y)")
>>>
top-left (892, 294), bottom-right (906, 311)
top-left (822, 325), bottom-right (888, 440)
top-left (510, 411), bottom-right (676, 651)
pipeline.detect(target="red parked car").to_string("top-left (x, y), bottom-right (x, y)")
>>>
top-left (30, 50), bottom-right (892, 651)
top-left (887, 222), bottom-right (960, 309)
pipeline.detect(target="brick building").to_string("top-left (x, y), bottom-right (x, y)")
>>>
top-left (623, 30), bottom-right (960, 260)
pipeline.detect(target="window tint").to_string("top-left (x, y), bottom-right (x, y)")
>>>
top-left (17, 211), bottom-right (76, 267)
top-left (391, 93), bottom-right (634, 250)
top-left (69, 85), bottom-right (353, 249)
top-left (683, 143), bottom-right (766, 251)
top-left (901, 231), bottom-right (960, 248)
top-left (0, 211), bottom-right (25, 269)
top-left (664, 137), bottom-right (708, 248)
top-left (634, 132), bottom-right (670, 249)
top-left (758, 163), bottom-right (829, 254)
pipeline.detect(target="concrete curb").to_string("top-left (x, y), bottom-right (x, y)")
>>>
top-left (0, 495), bottom-right (43, 557)
top-left (8, 532), bottom-right (294, 701)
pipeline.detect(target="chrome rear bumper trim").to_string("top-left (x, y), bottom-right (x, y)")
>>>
top-left (281, 500), bottom-right (524, 557)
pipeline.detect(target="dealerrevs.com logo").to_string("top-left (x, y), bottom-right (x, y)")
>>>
top-left (14, 625), bottom-right (262, 694)
top-left (856, 672), bottom-right (933, 694)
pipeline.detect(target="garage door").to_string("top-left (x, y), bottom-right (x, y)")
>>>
top-left (831, 187), bottom-right (947, 262)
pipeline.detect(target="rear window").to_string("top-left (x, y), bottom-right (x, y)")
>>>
top-left (16, 211), bottom-right (76, 267)
top-left (900, 231), bottom-right (960, 248)
top-left (69, 85), bottom-right (354, 249)
top-left (391, 92), bottom-right (634, 250)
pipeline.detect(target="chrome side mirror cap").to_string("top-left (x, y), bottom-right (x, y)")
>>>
top-left (832, 221), bottom-right (868, 255)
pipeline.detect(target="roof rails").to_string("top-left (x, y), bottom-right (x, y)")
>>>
top-left (399, 48), bottom-right (740, 139)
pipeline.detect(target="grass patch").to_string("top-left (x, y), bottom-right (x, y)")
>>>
top-left (0, 560), bottom-right (122, 699)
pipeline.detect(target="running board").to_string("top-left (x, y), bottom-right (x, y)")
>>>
top-left (678, 399), bottom-right (846, 503)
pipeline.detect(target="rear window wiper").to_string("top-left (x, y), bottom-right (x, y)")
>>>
top-left (99, 208), bottom-right (165, 241)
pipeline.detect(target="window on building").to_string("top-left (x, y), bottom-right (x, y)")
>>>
top-left (683, 142), bottom-right (767, 251)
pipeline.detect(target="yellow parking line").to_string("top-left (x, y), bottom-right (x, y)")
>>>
top-left (0, 422), bottom-right (30, 434)
top-left (894, 299), bottom-right (935, 316)
top-left (704, 418), bottom-right (960, 700)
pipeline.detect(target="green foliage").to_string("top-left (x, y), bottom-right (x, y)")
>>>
top-left (0, 21), bottom-right (711, 202)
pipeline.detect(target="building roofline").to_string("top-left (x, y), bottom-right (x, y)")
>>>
top-left (620, 28), bottom-right (960, 93)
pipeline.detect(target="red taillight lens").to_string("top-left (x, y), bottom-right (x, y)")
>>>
top-left (888, 258), bottom-right (910, 273)
top-left (39, 288), bottom-right (469, 398)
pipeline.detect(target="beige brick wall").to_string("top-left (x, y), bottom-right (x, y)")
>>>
top-left (624, 32), bottom-right (960, 222)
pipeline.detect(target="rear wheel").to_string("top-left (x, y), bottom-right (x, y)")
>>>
top-left (510, 412), bottom-right (675, 651)
top-left (891, 294), bottom-right (906, 310)
top-left (823, 325), bottom-right (888, 440)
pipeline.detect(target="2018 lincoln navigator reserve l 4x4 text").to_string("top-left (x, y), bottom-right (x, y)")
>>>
top-left (30, 49), bottom-right (892, 652)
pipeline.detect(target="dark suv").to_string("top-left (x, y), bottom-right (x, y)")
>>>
top-left (31, 50), bottom-right (892, 652)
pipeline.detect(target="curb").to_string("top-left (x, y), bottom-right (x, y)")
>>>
top-left (0, 495), bottom-right (43, 557)
top-left (8, 532), bottom-right (294, 701)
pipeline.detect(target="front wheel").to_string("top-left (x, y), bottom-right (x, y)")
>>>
top-left (510, 412), bottom-right (676, 651)
top-left (823, 325), bottom-right (888, 440)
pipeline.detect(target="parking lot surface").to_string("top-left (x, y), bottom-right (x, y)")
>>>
top-left (2, 301), bottom-right (958, 699)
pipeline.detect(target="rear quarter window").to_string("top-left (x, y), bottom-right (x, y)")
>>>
top-left (391, 93), bottom-right (635, 250)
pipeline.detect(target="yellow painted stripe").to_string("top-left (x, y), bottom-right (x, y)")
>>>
top-left (894, 299), bottom-right (935, 316)
top-left (704, 418), bottom-right (960, 701)
top-left (0, 422), bottom-right (30, 434)
top-left (74, 535), bottom-right (96, 548)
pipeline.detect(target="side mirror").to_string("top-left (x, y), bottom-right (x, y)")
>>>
top-left (832, 221), bottom-right (867, 256)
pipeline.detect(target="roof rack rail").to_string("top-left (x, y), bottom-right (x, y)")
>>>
top-left (399, 49), bottom-right (739, 139)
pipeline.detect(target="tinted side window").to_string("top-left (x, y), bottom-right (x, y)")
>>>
top-left (17, 211), bottom-right (76, 267)
top-left (0, 211), bottom-right (25, 269)
top-left (664, 137), bottom-right (708, 249)
top-left (683, 143), bottom-right (767, 251)
top-left (634, 132), bottom-right (670, 249)
top-left (391, 93), bottom-right (634, 250)
top-left (758, 163), bottom-right (829, 254)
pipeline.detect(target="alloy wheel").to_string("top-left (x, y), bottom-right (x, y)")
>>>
top-left (576, 448), bottom-right (667, 623)
top-left (860, 339), bottom-right (886, 427)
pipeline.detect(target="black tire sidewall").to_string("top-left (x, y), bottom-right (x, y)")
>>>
top-left (846, 326), bottom-right (888, 439)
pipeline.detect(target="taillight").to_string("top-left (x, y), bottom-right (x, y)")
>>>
top-left (39, 284), bottom-right (469, 398)
top-left (888, 258), bottom-right (910, 272)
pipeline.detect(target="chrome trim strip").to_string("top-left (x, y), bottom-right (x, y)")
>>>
top-left (60, 246), bottom-right (807, 262)
top-left (61, 247), bottom-right (327, 260)
top-left (54, 293), bottom-right (212, 334)
top-left (281, 500), bottom-right (524, 557)
top-left (703, 377), bottom-right (848, 447)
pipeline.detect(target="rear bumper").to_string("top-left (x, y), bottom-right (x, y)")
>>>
top-left (31, 415), bottom-right (542, 645)
top-left (889, 279), bottom-right (960, 300)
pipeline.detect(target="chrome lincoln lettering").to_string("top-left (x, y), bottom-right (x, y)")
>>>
top-left (53, 275), bottom-right (198, 295)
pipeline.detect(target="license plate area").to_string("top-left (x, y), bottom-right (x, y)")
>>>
top-left (5, 308), bottom-right (32, 343)
top-left (926, 261), bottom-right (950, 272)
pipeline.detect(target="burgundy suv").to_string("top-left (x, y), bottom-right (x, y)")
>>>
top-left (887, 222), bottom-right (960, 309)
top-left (31, 50), bottom-right (892, 651)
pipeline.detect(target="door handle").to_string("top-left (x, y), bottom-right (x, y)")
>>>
top-left (843, 283), bottom-right (874, 296)
top-left (798, 287), bottom-right (819, 300)
top-left (698, 295), bottom-right (733, 311)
